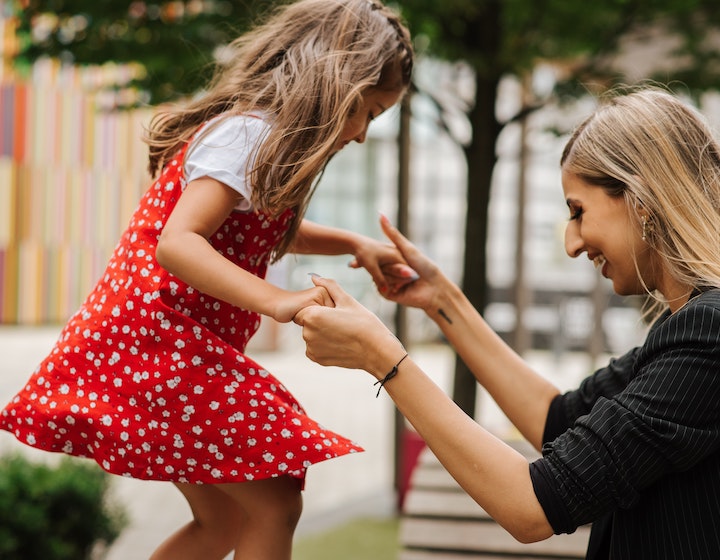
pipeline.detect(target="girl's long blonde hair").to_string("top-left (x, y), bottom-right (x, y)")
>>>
top-left (561, 87), bottom-right (720, 310)
top-left (145, 0), bottom-right (413, 260)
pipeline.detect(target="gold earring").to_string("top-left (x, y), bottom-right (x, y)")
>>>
top-left (641, 215), bottom-right (652, 241)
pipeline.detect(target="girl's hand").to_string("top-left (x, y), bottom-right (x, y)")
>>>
top-left (272, 285), bottom-right (335, 324)
top-left (294, 276), bottom-right (405, 377)
top-left (348, 238), bottom-right (418, 295)
top-left (290, 218), bottom-right (418, 294)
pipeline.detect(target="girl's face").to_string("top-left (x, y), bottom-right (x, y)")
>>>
top-left (335, 87), bottom-right (402, 152)
top-left (562, 169), bottom-right (658, 297)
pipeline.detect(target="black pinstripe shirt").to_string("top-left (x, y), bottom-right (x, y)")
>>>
top-left (530, 289), bottom-right (720, 559)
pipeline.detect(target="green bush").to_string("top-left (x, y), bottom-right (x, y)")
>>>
top-left (0, 454), bottom-right (127, 560)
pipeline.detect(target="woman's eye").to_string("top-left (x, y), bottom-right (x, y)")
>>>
top-left (568, 206), bottom-right (583, 221)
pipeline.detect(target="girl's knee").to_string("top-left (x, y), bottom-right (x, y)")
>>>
top-left (254, 478), bottom-right (303, 529)
top-left (283, 483), bottom-right (304, 529)
top-left (176, 483), bottom-right (246, 533)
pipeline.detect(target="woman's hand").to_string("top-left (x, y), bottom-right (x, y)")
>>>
top-left (373, 215), bottom-right (447, 310)
top-left (294, 276), bottom-right (406, 378)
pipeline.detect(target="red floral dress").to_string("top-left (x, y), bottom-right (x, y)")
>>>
top-left (0, 142), bottom-right (362, 484)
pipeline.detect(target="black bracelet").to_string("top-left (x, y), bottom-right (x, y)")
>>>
top-left (374, 353), bottom-right (409, 398)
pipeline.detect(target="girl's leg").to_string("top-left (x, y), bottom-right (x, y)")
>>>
top-left (217, 475), bottom-right (303, 560)
top-left (149, 483), bottom-right (245, 560)
top-left (150, 476), bottom-right (303, 560)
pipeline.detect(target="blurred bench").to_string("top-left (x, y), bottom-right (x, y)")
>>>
top-left (399, 441), bottom-right (591, 559)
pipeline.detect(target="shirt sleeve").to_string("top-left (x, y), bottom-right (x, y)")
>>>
top-left (183, 114), bottom-right (270, 211)
top-left (542, 346), bottom-right (642, 443)
top-left (530, 293), bottom-right (720, 534)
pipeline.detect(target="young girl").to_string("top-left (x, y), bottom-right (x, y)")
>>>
top-left (0, 1), bottom-right (414, 558)
top-left (296, 88), bottom-right (720, 559)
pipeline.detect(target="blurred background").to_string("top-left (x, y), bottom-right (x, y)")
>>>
top-left (2, 1), bottom-right (720, 558)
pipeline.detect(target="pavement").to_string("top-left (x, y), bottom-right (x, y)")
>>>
top-left (0, 323), bottom-right (596, 558)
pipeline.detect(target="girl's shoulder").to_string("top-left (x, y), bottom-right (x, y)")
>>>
top-left (195, 112), bottom-right (271, 146)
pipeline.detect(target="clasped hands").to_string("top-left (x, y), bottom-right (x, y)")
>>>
top-left (294, 215), bottom-right (439, 378)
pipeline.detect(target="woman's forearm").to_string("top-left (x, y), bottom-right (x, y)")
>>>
top-left (426, 278), bottom-right (560, 450)
top-left (380, 357), bottom-right (553, 542)
top-left (374, 218), bottom-right (559, 448)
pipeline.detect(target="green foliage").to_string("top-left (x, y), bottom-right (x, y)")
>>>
top-left (396, 0), bottom-right (720, 97)
top-left (14, 0), bottom-right (275, 104)
top-left (0, 454), bottom-right (127, 560)
top-left (18, 0), bottom-right (720, 106)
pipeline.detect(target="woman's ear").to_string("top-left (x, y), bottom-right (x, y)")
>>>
top-left (641, 214), bottom-right (653, 241)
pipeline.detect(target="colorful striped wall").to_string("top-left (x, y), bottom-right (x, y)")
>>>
top-left (1, 21), bottom-right (154, 324)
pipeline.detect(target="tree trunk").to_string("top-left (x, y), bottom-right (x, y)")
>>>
top-left (451, 3), bottom-right (503, 418)
top-left (394, 93), bottom-right (412, 508)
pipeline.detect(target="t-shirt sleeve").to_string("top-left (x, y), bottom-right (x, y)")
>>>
top-left (183, 114), bottom-right (269, 211)
top-left (530, 295), bottom-right (720, 534)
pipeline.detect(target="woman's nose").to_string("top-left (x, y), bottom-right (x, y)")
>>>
top-left (564, 223), bottom-right (584, 258)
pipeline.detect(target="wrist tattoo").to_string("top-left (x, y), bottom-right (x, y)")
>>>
top-left (438, 308), bottom-right (452, 324)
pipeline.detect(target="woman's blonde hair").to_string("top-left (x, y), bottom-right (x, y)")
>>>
top-left (561, 87), bottom-right (720, 309)
top-left (145, 0), bottom-right (413, 260)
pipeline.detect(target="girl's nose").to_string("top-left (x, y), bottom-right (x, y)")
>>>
top-left (354, 125), bottom-right (368, 144)
top-left (564, 223), bottom-right (584, 258)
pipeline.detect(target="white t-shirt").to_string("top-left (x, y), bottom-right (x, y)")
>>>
top-left (183, 113), bottom-right (270, 211)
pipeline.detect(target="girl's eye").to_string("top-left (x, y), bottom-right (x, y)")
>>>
top-left (568, 205), bottom-right (583, 221)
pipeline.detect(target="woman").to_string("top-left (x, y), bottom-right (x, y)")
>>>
top-left (294, 88), bottom-right (720, 559)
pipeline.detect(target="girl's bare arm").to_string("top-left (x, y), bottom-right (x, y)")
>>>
top-left (290, 219), bottom-right (418, 292)
top-left (156, 177), bottom-right (332, 323)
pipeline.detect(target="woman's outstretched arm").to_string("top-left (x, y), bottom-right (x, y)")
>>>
top-left (294, 277), bottom-right (554, 543)
top-left (377, 216), bottom-right (560, 450)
